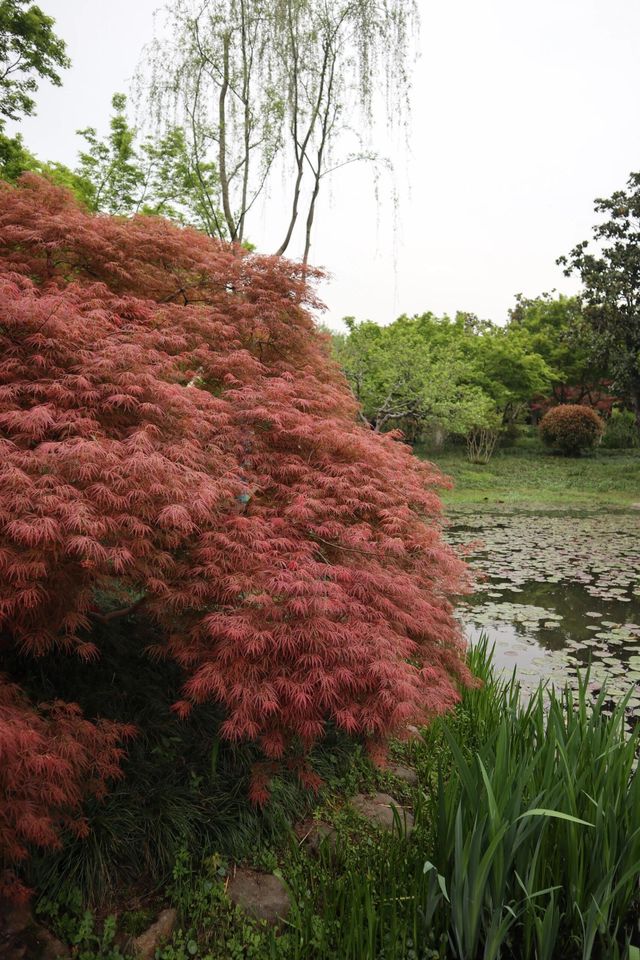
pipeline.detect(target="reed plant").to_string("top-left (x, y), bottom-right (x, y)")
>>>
top-left (428, 668), bottom-right (640, 958)
top-left (279, 639), bottom-right (640, 959)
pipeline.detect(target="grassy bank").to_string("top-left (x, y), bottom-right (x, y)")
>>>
top-left (419, 444), bottom-right (640, 510)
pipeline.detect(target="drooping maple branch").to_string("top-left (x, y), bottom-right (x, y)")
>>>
top-left (92, 597), bottom-right (148, 624)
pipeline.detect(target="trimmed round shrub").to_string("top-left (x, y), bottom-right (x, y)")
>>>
top-left (539, 404), bottom-right (604, 455)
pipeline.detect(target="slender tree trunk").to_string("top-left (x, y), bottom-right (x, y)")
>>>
top-left (188, 20), bottom-right (228, 240)
top-left (276, 153), bottom-right (304, 257)
top-left (218, 32), bottom-right (237, 240)
top-left (303, 46), bottom-right (336, 264)
top-left (276, 9), bottom-right (333, 258)
top-left (187, 87), bottom-right (226, 238)
top-left (275, 1), bottom-right (303, 256)
top-left (303, 173), bottom-right (321, 265)
top-left (237, 0), bottom-right (251, 242)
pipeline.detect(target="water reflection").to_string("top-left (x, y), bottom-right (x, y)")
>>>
top-left (447, 510), bottom-right (640, 711)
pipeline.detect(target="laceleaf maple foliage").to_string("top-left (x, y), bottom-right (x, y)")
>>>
top-left (0, 678), bottom-right (132, 902)
top-left (0, 176), bottom-right (470, 891)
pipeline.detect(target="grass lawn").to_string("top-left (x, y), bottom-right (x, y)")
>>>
top-left (417, 443), bottom-right (640, 510)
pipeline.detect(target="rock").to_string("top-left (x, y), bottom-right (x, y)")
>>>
top-left (226, 868), bottom-right (290, 926)
top-left (405, 724), bottom-right (425, 743)
top-left (36, 929), bottom-right (70, 960)
top-left (131, 908), bottom-right (177, 960)
top-left (0, 901), bottom-right (69, 960)
top-left (294, 819), bottom-right (337, 856)
top-left (0, 927), bottom-right (70, 960)
top-left (0, 902), bottom-right (31, 937)
top-left (387, 763), bottom-right (419, 788)
top-left (351, 792), bottom-right (414, 834)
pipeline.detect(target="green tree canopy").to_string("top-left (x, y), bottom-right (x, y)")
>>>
top-left (558, 171), bottom-right (640, 435)
top-left (468, 325), bottom-right (556, 425)
top-left (507, 292), bottom-right (606, 402)
top-left (0, 129), bottom-right (92, 202)
top-left (333, 311), bottom-right (557, 456)
top-left (391, 311), bottom-right (556, 426)
top-left (0, 0), bottom-right (68, 127)
top-left (333, 316), bottom-right (500, 444)
top-left (1, 92), bottom-right (228, 235)
top-left (76, 93), bottom-right (225, 231)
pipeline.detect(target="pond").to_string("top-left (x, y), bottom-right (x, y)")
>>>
top-left (446, 509), bottom-right (640, 716)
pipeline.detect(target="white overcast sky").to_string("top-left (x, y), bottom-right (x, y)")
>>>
top-left (11, 0), bottom-right (640, 329)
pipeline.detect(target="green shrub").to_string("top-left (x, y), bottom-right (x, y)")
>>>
top-left (36, 889), bottom-right (126, 960)
top-left (539, 404), bottom-right (604, 455)
top-left (603, 408), bottom-right (640, 449)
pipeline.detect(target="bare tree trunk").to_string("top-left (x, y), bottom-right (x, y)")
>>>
top-left (275, 1), bottom-right (303, 256)
top-left (218, 32), bottom-right (237, 240)
top-left (276, 4), bottom-right (335, 258)
top-left (237, 0), bottom-right (251, 242)
top-left (302, 176), bottom-right (321, 265)
top-left (186, 64), bottom-right (226, 239)
top-left (467, 427), bottom-right (499, 464)
top-left (303, 49), bottom-right (336, 265)
top-left (276, 149), bottom-right (305, 256)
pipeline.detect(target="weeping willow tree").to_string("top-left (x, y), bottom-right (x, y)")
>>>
top-left (141, 0), bottom-right (417, 260)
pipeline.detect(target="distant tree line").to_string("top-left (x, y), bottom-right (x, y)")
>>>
top-left (332, 288), bottom-right (638, 461)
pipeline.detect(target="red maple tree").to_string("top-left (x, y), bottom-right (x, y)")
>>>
top-left (0, 176), bottom-right (470, 895)
top-left (531, 381), bottom-right (619, 419)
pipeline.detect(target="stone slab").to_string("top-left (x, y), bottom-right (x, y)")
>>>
top-left (350, 791), bottom-right (414, 834)
top-left (227, 869), bottom-right (290, 926)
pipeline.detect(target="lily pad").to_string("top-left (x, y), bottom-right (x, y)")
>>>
top-left (448, 509), bottom-right (640, 714)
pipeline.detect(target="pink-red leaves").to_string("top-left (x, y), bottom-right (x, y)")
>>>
top-left (0, 677), bottom-right (133, 901)
top-left (0, 177), bottom-right (470, 883)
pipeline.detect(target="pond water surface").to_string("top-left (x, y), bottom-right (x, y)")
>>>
top-left (447, 510), bottom-right (640, 715)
